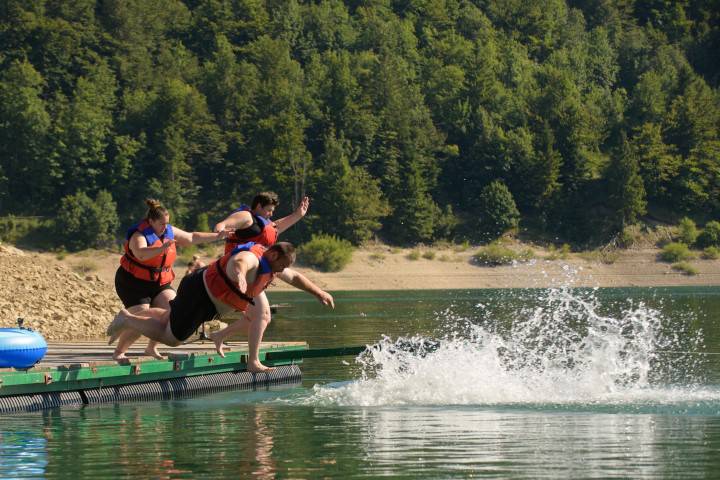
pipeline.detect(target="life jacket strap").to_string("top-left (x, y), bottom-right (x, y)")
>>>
top-left (213, 259), bottom-right (256, 306)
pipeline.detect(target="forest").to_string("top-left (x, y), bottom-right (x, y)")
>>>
top-left (1, 0), bottom-right (719, 249)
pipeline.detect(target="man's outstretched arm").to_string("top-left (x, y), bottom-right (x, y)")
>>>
top-left (276, 267), bottom-right (334, 308)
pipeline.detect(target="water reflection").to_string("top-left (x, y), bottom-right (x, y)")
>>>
top-left (0, 429), bottom-right (47, 477)
top-left (349, 406), bottom-right (720, 478)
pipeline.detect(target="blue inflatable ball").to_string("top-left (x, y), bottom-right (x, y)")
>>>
top-left (0, 328), bottom-right (48, 369)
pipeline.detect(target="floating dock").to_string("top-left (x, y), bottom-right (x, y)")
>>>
top-left (0, 340), bottom-right (308, 413)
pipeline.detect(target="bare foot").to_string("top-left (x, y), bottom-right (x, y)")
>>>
top-left (112, 351), bottom-right (128, 362)
top-left (144, 346), bottom-right (164, 360)
top-left (209, 331), bottom-right (226, 358)
top-left (107, 310), bottom-right (128, 345)
top-left (247, 360), bottom-right (276, 373)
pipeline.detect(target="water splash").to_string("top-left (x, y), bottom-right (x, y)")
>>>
top-left (307, 286), bottom-right (712, 407)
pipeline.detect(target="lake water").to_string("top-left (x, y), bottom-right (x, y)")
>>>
top-left (2, 286), bottom-right (720, 478)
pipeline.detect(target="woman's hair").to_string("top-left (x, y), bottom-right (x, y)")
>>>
top-left (144, 199), bottom-right (169, 221)
top-left (251, 192), bottom-right (279, 209)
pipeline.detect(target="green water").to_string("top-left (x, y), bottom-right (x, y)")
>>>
top-left (2, 287), bottom-right (720, 478)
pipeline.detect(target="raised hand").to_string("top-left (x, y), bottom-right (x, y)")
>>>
top-left (296, 196), bottom-right (310, 217)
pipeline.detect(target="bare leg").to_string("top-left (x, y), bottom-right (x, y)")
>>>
top-left (208, 315), bottom-right (250, 357)
top-left (112, 289), bottom-right (175, 360)
top-left (208, 292), bottom-right (274, 372)
top-left (144, 289), bottom-right (175, 358)
top-left (108, 308), bottom-right (180, 346)
top-left (112, 304), bottom-right (149, 360)
top-left (245, 292), bottom-right (274, 373)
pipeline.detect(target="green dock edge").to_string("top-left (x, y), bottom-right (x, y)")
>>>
top-left (0, 344), bottom-right (307, 397)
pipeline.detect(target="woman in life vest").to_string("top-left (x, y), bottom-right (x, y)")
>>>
top-left (112, 198), bottom-right (226, 361)
top-left (209, 192), bottom-right (310, 354)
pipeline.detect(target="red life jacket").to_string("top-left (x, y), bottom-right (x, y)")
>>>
top-left (224, 205), bottom-right (278, 254)
top-left (205, 242), bottom-right (274, 312)
top-left (119, 220), bottom-right (176, 285)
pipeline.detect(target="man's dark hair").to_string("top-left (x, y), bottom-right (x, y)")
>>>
top-left (267, 242), bottom-right (296, 264)
top-left (251, 192), bottom-right (279, 209)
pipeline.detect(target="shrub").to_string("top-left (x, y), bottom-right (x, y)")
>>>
top-left (547, 243), bottom-right (571, 260)
top-left (453, 240), bottom-right (471, 252)
top-left (406, 250), bottom-right (421, 261)
top-left (473, 243), bottom-right (532, 266)
top-left (702, 246), bottom-right (720, 259)
top-left (677, 217), bottom-right (699, 245)
top-left (477, 181), bottom-right (520, 241)
top-left (195, 212), bottom-right (210, 232)
top-left (298, 234), bottom-right (353, 272)
top-left (73, 260), bottom-right (98, 274)
top-left (660, 242), bottom-right (695, 262)
top-left (422, 250), bottom-right (436, 260)
top-left (55, 190), bottom-right (119, 251)
top-left (672, 262), bottom-right (698, 275)
top-left (697, 221), bottom-right (720, 248)
top-left (618, 226), bottom-right (639, 248)
top-left (368, 252), bottom-right (385, 263)
top-left (0, 216), bottom-right (45, 243)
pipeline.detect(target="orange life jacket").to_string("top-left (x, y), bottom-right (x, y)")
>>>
top-left (119, 220), bottom-right (176, 285)
top-left (205, 242), bottom-right (274, 312)
top-left (223, 205), bottom-right (278, 254)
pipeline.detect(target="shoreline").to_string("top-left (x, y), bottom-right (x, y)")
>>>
top-left (19, 243), bottom-right (720, 291)
top-left (1, 243), bottom-right (719, 342)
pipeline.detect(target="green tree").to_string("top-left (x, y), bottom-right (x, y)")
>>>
top-left (53, 60), bottom-right (118, 197)
top-left (0, 60), bottom-right (54, 213)
top-left (631, 122), bottom-right (681, 202)
top-left (55, 190), bottom-right (119, 250)
top-left (312, 133), bottom-right (389, 244)
top-left (606, 133), bottom-right (647, 229)
top-left (477, 180), bottom-right (520, 241)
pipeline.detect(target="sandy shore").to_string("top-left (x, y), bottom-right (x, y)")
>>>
top-left (65, 243), bottom-right (720, 291)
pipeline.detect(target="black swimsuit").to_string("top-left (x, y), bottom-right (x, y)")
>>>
top-left (168, 268), bottom-right (218, 341)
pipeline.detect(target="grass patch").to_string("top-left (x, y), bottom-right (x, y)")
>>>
top-left (422, 251), bottom-right (436, 260)
top-left (578, 249), bottom-right (620, 264)
top-left (406, 250), bottom-right (421, 261)
top-left (660, 242), bottom-right (695, 262)
top-left (72, 260), bottom-right (98, 274)
top-left (672, 262), bottom-right (698, 275)
top-left (176, 244), bottom-right (199, 264)
top-left (546, 243), bottom-right (571, 260)
top-left (368, 252), bottom-right (386, 263)
top-left (473, 243), bottom-right (534, 266)
top-left (702, 246), bottom-right (720, 260)
top-left (452, 240), bottom-right (471, 253)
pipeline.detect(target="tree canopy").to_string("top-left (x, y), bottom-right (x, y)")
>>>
top-left (1, 0), bottom-right (719, 247)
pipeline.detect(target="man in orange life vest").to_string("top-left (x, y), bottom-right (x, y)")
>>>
top-left (210, 192), bottom-right (309, 357)
top-left (107, 241), bottom-right (334, 373)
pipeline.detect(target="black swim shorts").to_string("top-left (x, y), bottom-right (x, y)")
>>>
top-left (168, 268), bottom-right (218, 341)
top-left (114, 266), bottom-right (175, 308)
